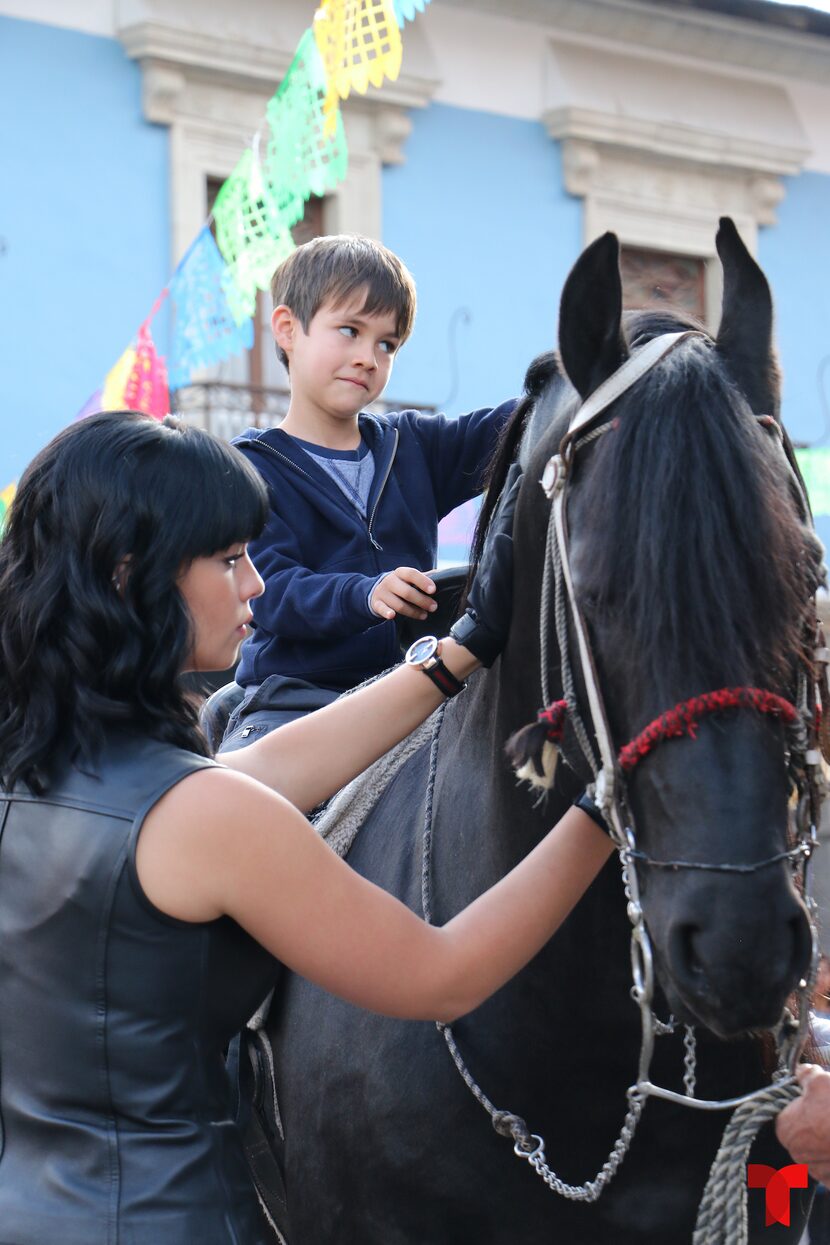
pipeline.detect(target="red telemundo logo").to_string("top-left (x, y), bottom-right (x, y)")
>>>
top-left (746, 1164), bottom-right (809, 1227)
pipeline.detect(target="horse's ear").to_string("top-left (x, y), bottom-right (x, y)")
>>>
top-left (557, 232), bottom-right (628, 400)
top-left (715, 216), bottom-right (781, 418)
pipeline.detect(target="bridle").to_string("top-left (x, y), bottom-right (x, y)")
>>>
top-left (538, 330), bottom-right (824, 1104)
top-left (423, 330), bottom-right (826, 1205)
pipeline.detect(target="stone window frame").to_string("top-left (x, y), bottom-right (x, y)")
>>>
top-left (119, 20), bottom-right (438, 267)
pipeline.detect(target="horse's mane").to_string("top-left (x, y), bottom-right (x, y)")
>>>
top-left (471, 311), bottom-right (823, 696)
top-left (583, 313), bottom-right (822, 693)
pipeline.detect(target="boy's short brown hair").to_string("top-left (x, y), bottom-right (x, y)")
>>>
top-left (270, 234), bottom-right (417, 368)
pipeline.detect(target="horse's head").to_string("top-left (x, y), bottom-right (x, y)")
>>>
top-left (508, 219), bottom-right (821, 1038)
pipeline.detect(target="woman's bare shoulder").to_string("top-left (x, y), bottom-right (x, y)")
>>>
top-left (136, 763), bottom-right (296, 923)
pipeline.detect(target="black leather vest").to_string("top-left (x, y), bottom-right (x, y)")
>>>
top-left (0, 729), bottom-right (280, 1244)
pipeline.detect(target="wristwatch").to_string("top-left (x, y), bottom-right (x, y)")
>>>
top-left (404, 635), bottom-right (467, 698)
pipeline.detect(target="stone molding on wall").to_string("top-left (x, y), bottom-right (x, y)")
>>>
top-left (439, 0), bottom-right (830, 88)
top-left (540, 29), bottom-right (812, 324)
top-left (544, 100), bottom-right (805, 245)
top-left (119, 17), bottom-right (440, 263)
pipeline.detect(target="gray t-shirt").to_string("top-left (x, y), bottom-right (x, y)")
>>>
top-left (297, 436), bottom-right (375, 518)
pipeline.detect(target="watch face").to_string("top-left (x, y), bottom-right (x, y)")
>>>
top-left (407, 635), bottom-right (439, 665)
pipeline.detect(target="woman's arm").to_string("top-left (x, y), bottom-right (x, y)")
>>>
top-left (221, 637), bottom-right (477, 812)
top-left (137, 770), bottom-right (614, 1022)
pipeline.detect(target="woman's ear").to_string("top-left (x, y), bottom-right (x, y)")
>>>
top-left (271, 304), bottom-right (298, 358)
top-left (112, 555), bottom-right (132, 597)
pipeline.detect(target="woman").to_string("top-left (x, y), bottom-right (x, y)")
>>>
top-left (0, 411), bottom-right (611, 1244)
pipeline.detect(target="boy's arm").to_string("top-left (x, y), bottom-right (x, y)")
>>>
top-left (249, 508), bottom-right (385, 639)
top-left (415, 399), bottom-right (516, 516)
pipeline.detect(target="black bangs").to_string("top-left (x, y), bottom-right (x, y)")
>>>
top-left (159, 416), bottom-right (269, 560)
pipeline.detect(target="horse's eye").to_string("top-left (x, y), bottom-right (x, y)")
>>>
top-left (579, 591), bottom-right (605, 619)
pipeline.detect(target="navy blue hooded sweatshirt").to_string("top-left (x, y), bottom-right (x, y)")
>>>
top-left (232, 401), bottom-right (514, 691)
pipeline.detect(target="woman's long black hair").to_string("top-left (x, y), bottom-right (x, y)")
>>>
top-left (0, 411), bottom-right (269, 792)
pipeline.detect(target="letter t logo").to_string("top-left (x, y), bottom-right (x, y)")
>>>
top-left (747, 1164), bottom-right (809, 1227)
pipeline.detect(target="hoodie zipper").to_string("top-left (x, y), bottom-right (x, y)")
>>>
top-left (245, 438), bottom-right (318, 486)
top-left (366, 428), bottom-right (398, 552)
top-left (247, 427), bottom-right (398, 553)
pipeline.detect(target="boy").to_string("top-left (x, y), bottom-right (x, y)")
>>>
top-left (219, 234), bottom-right (515, 751)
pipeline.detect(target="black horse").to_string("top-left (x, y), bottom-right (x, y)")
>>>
top-left (263, 220), bottom-right (819, 1244)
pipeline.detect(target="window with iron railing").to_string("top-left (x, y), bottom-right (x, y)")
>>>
top-left (170, 382), bottom-right (434, 440)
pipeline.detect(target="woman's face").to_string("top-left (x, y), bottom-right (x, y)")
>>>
top-left (178, 544), bottom-right (264, 673)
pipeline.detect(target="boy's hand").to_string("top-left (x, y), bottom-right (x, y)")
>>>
top-left (371, 567), bottom-right (437, 621)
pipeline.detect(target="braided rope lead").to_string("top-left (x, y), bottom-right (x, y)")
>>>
top-left (692, 1079), bottom-right (801, 1245)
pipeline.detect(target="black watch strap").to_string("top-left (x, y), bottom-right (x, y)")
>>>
top-left (405, 636), bottom-right (467, 699)
top-left (422, 658), bottom-right (466, 699)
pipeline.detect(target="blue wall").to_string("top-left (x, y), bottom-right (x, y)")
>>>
top-left (759, 170), bottom-right (830, 447)
top-left (759, 171), bottom-right (830, 547)
top-left (382, 102), bottom-right (581, 416)
top-left (0, 17), bottom-right (169, 482)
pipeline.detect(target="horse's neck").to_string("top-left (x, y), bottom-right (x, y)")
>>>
top-left (435, 653), bottom-right (569, 870)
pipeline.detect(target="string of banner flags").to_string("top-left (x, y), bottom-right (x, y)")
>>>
top-left (0, 0), bottom-right (429, 526)
top-left (2, 0), bottom-right (829, 529)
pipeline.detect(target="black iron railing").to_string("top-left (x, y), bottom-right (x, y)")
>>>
top-left (171, 381), bottom-right (435, 441)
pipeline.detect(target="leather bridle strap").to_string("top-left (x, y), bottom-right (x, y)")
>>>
top-left (560, 331), bottom-right (701, 451)
top-left (542, 331), bottom-right (706, 838)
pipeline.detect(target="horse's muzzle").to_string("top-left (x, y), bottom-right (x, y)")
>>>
top-left (660, 876), bottom-right (812, 1038)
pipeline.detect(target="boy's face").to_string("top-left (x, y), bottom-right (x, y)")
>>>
top-left (272, 289), bottom-right (401, 424)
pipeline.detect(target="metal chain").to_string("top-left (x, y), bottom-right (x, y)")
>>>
top-left (684, 1027), bottom-right (698, 1098)
top-left (521, 1089), bottom-right (646, 1203)
top-left (421, 704), bottom-right (645, 1200)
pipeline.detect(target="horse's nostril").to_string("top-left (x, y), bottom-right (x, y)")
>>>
top-left (680, 925), bottom-right (705, 978)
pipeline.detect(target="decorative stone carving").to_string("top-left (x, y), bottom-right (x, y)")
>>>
top-left (541, 31), bottom-right (812, 324)
top-left (439, 0), bottom-right (830, 88)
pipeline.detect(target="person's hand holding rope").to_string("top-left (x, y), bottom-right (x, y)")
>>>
top-left (776, 1063), bottom-right (830, 1185)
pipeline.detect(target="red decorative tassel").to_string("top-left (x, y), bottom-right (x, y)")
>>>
top-left (506, 700), bottom-right (568, 784)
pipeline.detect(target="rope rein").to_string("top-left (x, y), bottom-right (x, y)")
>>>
top-left (692, 1079), bottom-right (802, 1245)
